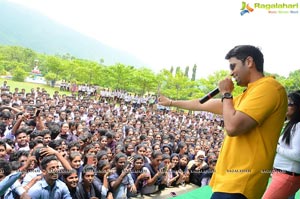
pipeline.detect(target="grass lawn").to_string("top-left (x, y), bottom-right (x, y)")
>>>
top-left (0, 78), bottom-right (71, 96)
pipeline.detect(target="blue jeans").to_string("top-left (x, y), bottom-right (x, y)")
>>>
top-left (211, 192), bottom-right (247, 199)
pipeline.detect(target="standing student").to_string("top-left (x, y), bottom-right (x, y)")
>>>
top-left (263, 90), bottom-right (300, 199)
top-left (158, 45), bottom-right (287, 199)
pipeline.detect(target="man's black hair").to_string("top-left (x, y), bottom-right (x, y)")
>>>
top-left (82, 165), bottom-right (95, 176)
top-left (10, 161), bottom-right (22, 171)
top-left (0, 139), bottom-right (6, 149)
top-left (48, 139), bottom-right (63, 149)
top-left (0, 159), bottom-right (11, 176)
top-left (105, 131), bottom-right (115, 139)
top-left (47, 122), bottom-right (60, 139)
top-left (29, 139), bottom-right (44, 150)
top-left (225, 45), bottom-right (264, 73)
top-left (68, 141), bottom-right (81, 150)
top-left (15, 127), bottom-right (28, 137)
top-left (40, 155), bottom-right (57, 170)
top-left (0, 122), bottom-right (6, 136)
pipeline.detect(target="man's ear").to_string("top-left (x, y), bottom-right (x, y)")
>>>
top-left (246, 56), bottom-right (254, 68)
top-left (5, 143), bottom-right (12, 154)
top-left (42, 169), bottom-right (47, 176)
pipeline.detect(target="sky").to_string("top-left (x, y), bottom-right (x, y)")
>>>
top-left (8, 0), bottom-right (300, 78)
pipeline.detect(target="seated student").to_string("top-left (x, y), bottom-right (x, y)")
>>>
top-left (0, 139), bottom-right (9, 160)
top-left (21, 147), bottom-right (44, 188)
top-left (93, 160), bottom-right (113, 199)
top-left (169, 153), bottom-right (185, 187)
top-left (62, 170), bottom-right (79, 198)
top-left (68, 152), bottom-right (83, 182)
top-left (83, 143), bottom-right (97, 156)
top-left (135, 144), bottom-right (149, 164)
top-left (201, 158), bottom-right (217, 186)
top-left (141, 151), bottom-right (167, 195)
top-left (161, 144), bottom-right (172, 156)
top-left (161, 154), bottom-right (175, 187)
top-left (129, 154), bottom-right (150, 197)
top-left (41, 129), bottom-right (52, 146)
top-left (96, 150), bottom-right (109, 162)
top-left (108, 153), bottom-right (137, 199)
top-left (67, 141), bottom-right (81, 155)
top-left (28, 155), bottom-right (72, 198)
top-left (75, 165), bottom-right (101, 199)
top-left (178, 154), bottom-right (190, 185)
top-left (14, 128), bottom-right (30, 151)
top-left (0, 159), bottom-right (30, 199)
top-left (83, 153), bottom-right (97, 168)
top-left (188, 152), bottom-right (209, 187)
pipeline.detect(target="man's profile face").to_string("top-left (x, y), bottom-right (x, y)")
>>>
top-left (228, 57), bottom-right (250, 87)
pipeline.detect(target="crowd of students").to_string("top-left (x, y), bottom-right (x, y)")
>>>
top-left (0, 83), bottom-right (224, 199)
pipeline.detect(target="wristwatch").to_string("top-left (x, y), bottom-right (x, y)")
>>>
top-left (221, 92), bottom-right (233, 102)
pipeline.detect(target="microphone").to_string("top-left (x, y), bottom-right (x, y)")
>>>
top-left (199, 88), bottom-right (220, 104)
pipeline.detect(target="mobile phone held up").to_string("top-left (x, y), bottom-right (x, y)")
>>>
top-left (35, 109), bottom-right (41, 117)
top-left (170, 192), bottom-right (177, 197)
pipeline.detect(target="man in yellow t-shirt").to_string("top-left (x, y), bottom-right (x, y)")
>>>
top-left (158, 45), bottom-right (287, 199)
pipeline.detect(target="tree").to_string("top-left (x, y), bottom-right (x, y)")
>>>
top-left (12, 67), bottom-right (27, 82)
top-left (191, 64), bottom-right (197, 81)
top-left (175, 66), bottom-right (180, 75)
top-left (132, 67), bottom-right (156, 95)
top-left (104, 63), bottom-right (134, 90)
top-left (2, 44), bottom-right (300, 99)
top-left (155, 69), bottom-right (168, 95)
top-left (287, 70), bottom-right (300, 92)
top-left (0, 46), bottom-right (36, 72)
top-left (99, 58), bottom-right (104, 64)
top-left (160, 69), bottom-right (197, 100)
top-left (170, 66), bottom-right (174, 75)
top-left (44, 56), bottom-right (63, 81)
top-left (69, 60), bottom-right (102, 85)
top-left (44, 72), bottom-right (57, 87)
top-left (185, 66), bottom-right (189, 77)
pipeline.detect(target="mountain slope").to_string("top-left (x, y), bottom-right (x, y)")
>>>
top-left (0, 0), bottom-right (145, 66)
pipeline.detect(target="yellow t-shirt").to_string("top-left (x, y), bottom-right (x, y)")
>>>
top-left (210, 76), bottom-right (287, 199)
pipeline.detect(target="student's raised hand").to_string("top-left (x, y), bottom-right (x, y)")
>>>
top-left (138, 172), bottom-right (150, 180)
top-left (22, 155), bottom-right (37, 170)
top-left (167, 162), bottom-right (173, 170)
top-left (122, 163), bottom-right (132, 175)
top-left (158, 167), bottom-right (166, 176)
top-left (129, 184), bottom-right (137, 193)
top-left (34, 174), bottom-right (43, 182)
top-left (22, 113), bottom-right (31, 121)
top-left (19, 155), bottom-right (37, 172)
top-left (40, 146), bottom-right (58, 157)
top-left (127, 156), bottom-right (134, 165)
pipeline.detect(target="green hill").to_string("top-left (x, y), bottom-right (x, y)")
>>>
top-left (0, 0), bottom-right (145, 67)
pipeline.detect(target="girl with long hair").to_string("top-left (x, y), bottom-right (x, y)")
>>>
top-left (263, 90), bottom-right (300, 199)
